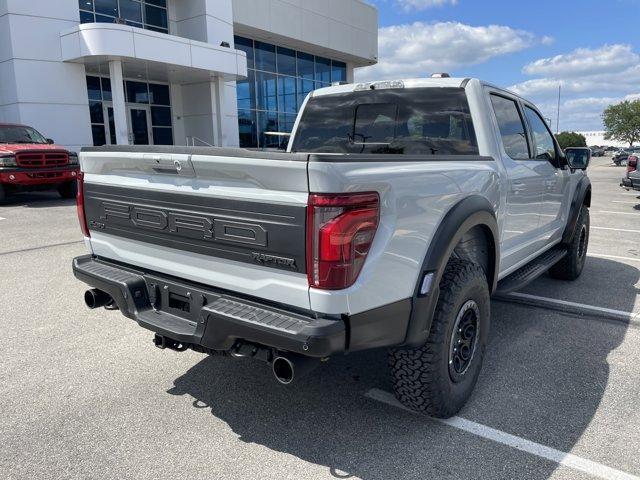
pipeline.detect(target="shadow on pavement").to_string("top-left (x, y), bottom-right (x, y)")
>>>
top-left (522, 256), bottom-right (640, 311)
top-left (0, 192), bottom-right (74, 208)
top-left (166, 258), bottom-right (636, 479)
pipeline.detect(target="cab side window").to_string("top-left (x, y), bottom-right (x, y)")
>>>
top-left (524, 106), bottom-right (557, 162)
top-left (490, 94), bottom-right (530, 160)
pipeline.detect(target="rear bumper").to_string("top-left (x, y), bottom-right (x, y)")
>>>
top-left (0, 167), bottom-right (79, 186)
top-left (72, 255), bottom-right (346, 357)
top-left (72, 255), bottom-right (412, 357)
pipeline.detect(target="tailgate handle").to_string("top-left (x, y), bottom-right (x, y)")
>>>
top-left (144, 155), bottom-right (195, 176)
top-left (152, 161), bottom-right (181, 173)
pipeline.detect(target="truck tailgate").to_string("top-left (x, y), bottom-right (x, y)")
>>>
top-left (80, 147), bottom-right (311, 311)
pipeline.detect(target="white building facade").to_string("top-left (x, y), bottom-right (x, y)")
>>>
top-left (0, 0), bottom-right (378, 152)
top-left (576, 131), bottom-right (628, 149)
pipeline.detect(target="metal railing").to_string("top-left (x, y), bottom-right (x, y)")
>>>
top-left (185, 136), bottom-right (215, 147)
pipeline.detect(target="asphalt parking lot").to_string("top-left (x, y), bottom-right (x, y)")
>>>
top-left (2, 155), bottom-right (640, 480)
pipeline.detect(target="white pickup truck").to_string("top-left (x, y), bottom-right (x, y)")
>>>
top-left (73, 77), bottom-right (592, 418)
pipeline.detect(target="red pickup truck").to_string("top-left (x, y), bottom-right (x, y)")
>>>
top-left (0, 123), bottom-right (80, 202)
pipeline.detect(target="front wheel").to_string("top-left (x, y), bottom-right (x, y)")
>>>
top-left (389, 259), bottom-right (490, 418)
top-left (57, 180), bottom-right (77, 199)
top-left (549, 206), bottom-right (589, 280)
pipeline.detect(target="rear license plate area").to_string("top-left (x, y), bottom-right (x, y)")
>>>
top-left (168, 292), bottom-right (191, 313)
top-left (145, 276), bottom-right (219, 324)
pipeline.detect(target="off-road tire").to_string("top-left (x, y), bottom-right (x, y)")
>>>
top-left (57, 180), bottom-right (77, 199)
top-left (549, 206), bottom-right (589, 281)
top-left (389, 259), bottom-right (490, 418)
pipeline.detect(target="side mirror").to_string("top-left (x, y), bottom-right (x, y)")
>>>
top-left (46, 138), bottom-right (55, 144)
top-left (564, 147), bottom-right (591, 170)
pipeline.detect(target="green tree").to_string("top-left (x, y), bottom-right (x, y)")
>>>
top-left (555, 131), bottom-right (587, 149)
top-left (603, 100), bottom-right (640, 147)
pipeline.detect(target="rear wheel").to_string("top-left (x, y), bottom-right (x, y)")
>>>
top-left (389, 259), bottom-right (490, 418)
top-left (549, 206), bottom-right (589, 280)
top-left (57, 180), bottom-right (77, 199)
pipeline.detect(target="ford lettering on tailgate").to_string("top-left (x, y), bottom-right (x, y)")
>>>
top-left (99, 202), bottom-right (268, 247)
top-left (83, 184), bottom-right (305, 272)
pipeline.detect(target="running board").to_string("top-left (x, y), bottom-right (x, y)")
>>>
top-left (495, 248), bottom-right (567, 295)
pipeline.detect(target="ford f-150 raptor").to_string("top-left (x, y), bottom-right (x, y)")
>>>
top-left (72, 77), bottom-right (591, 418)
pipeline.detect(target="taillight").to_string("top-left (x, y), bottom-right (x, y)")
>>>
top-left (307, 192), bottom-right (380, 290)
top-left (628, 155), bottom-right (638, 173)
top-left (76, 172), bottom-right (90, 237)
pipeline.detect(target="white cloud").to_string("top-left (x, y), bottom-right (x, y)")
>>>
top-left (522, 44), bottom-right (639, 77)
top-left (396, 0), bottom-right (457, 11)
top-left (509, 72), bottom-right (640, 97)
top-left (541, 36), bottom-right (555, 46)
top-left (533, 94), bottom-right (640, 132)
top-left (508, 44), bottom-right (640, 131)
top-left (355, 21), bottom-right (545, 82)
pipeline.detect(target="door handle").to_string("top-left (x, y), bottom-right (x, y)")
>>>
top-left (512, 181), bottom-right (527, 194)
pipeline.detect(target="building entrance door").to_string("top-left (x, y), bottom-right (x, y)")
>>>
top-left (127, 106), bottom-right (152, 145)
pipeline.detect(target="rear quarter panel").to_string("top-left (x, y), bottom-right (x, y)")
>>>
top-left (307, 156), bottom-right (501, 315)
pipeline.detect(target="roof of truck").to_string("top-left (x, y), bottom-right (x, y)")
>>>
top-left (311, 77), bottom-right (523, 101)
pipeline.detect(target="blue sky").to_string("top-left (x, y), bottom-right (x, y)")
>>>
top-left (356, 0), bottom-right (640, 131)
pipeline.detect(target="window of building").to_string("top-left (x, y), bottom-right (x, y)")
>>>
top-left (86, 75), bottom-right (173, 146)
top-left (234, 36), bottom-right (349, 148)
top-left (79, 0), bottom-right (168, 34)
top-left (490, 94), bottom-right (530, 160)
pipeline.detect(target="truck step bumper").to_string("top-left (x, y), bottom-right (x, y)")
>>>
top-left (72, 255), bottom-right (345, 357)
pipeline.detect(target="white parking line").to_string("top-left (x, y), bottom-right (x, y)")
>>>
top-left (0, 217), bottom-right (5, 221)
top-left (592, 210), bottom-right (640, 216)
top-left (502, 292), bottom-right (640, 325)
top-left (366, 389), bottom-right (640, 480)
top-left (590, 252), bottom-right (640, 262)
top-left (592, 226), bottom-right (640, 234)
top-left (612, 200), bottom-right (640, 204)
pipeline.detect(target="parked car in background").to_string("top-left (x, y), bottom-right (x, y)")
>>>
top-left (0, 124), bottom-right (79, 202)
top-left (590, 146), bottom-right (605, 157)
top-left (614, 150), bottom-right (631, 165)
top-left (621, 154), bottom-right (640, 191)
top-left (615, 147), bottom-right (640, 166)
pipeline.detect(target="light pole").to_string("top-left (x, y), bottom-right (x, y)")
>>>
top-left (556, 83), bottom-right (561, 134)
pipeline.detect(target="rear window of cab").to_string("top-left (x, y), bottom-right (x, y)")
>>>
top-left (290, 87), bottom-right (478, 155)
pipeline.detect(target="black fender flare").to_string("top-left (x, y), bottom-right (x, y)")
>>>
top-left (402, 195), bottom-right (499, 347)
top-left (561, 176), bottom-right (591, 244)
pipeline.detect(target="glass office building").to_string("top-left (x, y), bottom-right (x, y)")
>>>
top-left (0, 0), bottom-right (377, 152)
top-left (234, 36), bottom-right (347, 149)
top-left (78, 0), bottom-right (168, 33)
